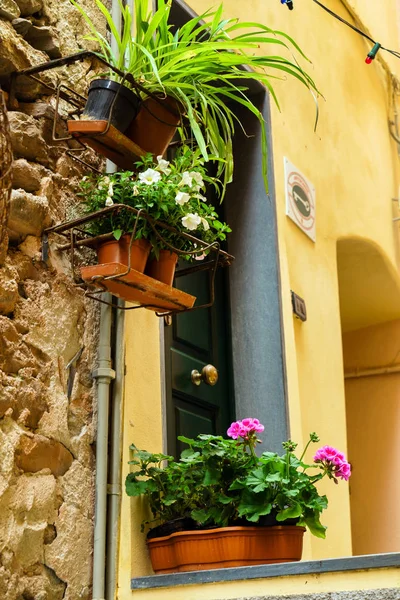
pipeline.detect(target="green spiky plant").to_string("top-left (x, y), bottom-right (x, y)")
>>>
top-left (70, 0), bottom-right (318, 192)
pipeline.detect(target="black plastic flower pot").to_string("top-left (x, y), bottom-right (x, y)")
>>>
top-left (83, 79), bottom-right (141, 133)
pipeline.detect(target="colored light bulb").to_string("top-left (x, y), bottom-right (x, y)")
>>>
top-left (365, 56), bottom-right (373, 64)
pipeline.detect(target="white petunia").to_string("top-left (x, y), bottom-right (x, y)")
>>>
top-left (99, 175), bottom-right (110, 189)
top-left (193, 193), bottom-right (207, 201)
top-left (201, 217), bottom-right (210, 231)
top-left (105, 196), bottom-right (114, 207)
top-left (179, 171), bottom-right (193, 187)
top-left (175, 191), bottom-right (190, 206)
top-left (182, 213), bottom-right (201, 231)
top-left (189, 171), bottom-right (204, 187)
top-left (138, 168), bottom-right (162, 185)
top-left (133, 185), bottom-right (139, 196)
top-left (108, 182), bottom-right (114, 197)
top-left (156, 155), bottom-right (171, 175)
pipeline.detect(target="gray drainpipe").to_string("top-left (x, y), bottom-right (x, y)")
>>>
top-left (92, 2), bottom-right (130, 596)
top-left (106, 298), bottom-right (125, 599)
top-left (92, 293), bottom-right (116, 600)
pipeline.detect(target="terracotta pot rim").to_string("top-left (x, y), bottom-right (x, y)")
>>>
top-left (147, 525), bottom-right (306, 544)
top-left (97, 235), bottom-right (150, 247)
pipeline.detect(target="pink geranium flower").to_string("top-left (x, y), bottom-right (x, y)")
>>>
top-left (314, 445), bottom-right (351, 481)
top-left (227, 418), bottom-right (265, 440)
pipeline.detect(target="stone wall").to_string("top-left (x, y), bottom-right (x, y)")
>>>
top-left (0, 1), bottom-right (107, 598)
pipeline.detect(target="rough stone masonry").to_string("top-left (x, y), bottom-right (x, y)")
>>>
top-left (0, 1), bottom-right (108, 598)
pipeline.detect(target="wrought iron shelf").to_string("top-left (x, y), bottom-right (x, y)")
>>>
top-left (42, 204), bottom-right (234, 315)
top-left (81, 262), bottom-right (196, 312)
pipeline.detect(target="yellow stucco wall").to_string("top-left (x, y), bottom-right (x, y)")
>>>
top-left (118, 0), bottom-right (400, 595)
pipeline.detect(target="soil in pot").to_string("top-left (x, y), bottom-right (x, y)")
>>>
top-left (97, 235), bottom-right (151, 273)
top-left (145, 250), bottom-right (178, 286)
top-left (83, 79), bottom-right (141, 133)
top-left (124, 96), bottom-right (181, 156)
top-left (147, 518), bottom-right (197, 540)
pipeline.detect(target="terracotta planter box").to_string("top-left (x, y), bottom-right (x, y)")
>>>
top-left (147, 525), bottom-right (306, 574)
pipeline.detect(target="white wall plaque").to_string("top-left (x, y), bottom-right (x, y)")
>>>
top-left (284, 158), bottom-right (316, 242)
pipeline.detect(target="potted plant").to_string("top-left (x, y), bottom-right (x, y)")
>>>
top-left (125, 418), bottom-right (351, 573)
top-left (70, 0), bottom-right (318, 190)
top-left (78, 146), bottom-right (231, 283)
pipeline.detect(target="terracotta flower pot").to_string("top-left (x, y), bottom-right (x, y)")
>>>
top-left (147, 525), bottom-right (306, 574)
top-left (145, 250), bottom-right (178, 286)
top-left (124, 96), bottom-right (181, 157)
top-left (97, 235), bottom-right (151, 273)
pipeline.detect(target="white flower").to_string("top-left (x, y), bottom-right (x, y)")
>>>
top-left (82, 176), bottom-right (88, 182)
top-left (182, 213), bottom-right (201, 231)
top-left (201, 217), bottom-right (210, 231)
top-left (107, 182), bottom-right (114, 197)
top-left (105, 196), bottom-right (114, 207)
top-left (99, 175), bottom-right (110, 189)
top-left (179, 171), bottom-right (193, 187)
top-left (138, 168), bottom-right (162, 185)
top-left (156, 155), bottom-right (171, 175)
top-left (133, 185), bottom-right (139, 196)
top-left (189, 171), bottom-right (204, 187)
top-left (175, 191), bottom-right (190, 206)
top-left (193, 193), bottom-right (207, 201)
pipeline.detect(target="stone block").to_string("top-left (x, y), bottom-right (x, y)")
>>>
top-left (18, 234), bottom-right (42, 259)
top-left (14, 0), bottom-right (42, 17)
top-left (8, 189), bottom-right (50, 237)
top-left (0, 19), bottom-right (47, 77)
top-left (0, 0), bottom-right (20, 21)
top-left (60, 461), bottom-right (93, 519)
top-left (8, 112), bottom-right (49, 164)
top-left (12, 16), bottom-right (31, 36)
top-left (45, 503), bottom-right (92, 599)
top-left (0, 232), bottom-right (8, 266)
top-left (19, 101), bottom-right (55, 120)
top-left (12, 159), bottom-right (43, 192)
top-left (25, 25), bottom-right (61, 58)
top-left (0, 266), bottom-right (18, 315)
top-left (0, 371), bottom-right (49, 428)
top-left (15, 435), bottom-right (74, 476)
top-left (19, 565), bottom-right (66, 600)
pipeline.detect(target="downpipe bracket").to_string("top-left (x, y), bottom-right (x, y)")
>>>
top-left (92, 367), bottom-right (116, 380)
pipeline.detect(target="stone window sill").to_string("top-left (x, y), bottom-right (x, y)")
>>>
top-left (131, 552), bottom-right (400, 590)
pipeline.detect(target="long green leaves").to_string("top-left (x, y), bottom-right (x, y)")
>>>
top-left (69, 0), bottom-right (319, 193)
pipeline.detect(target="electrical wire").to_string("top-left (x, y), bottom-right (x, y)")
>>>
top-left (281, 0), bottom-right (400, 63)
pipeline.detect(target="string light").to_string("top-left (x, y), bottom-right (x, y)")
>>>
top-left (282, 0), bottom-right (400, 64)
top-left (365, 43), bottom-right (381, 65)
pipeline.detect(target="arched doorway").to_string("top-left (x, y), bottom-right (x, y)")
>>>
top-left (337, 237), bottom-right (400, 555)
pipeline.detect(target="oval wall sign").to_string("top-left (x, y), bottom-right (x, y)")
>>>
top-left (284, 158), bottom-right (316, 242)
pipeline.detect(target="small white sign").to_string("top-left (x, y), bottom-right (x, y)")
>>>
top-left (284, 158), bottom-right (316, 242)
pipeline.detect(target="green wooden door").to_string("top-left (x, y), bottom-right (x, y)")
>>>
top-left (164, 266), bottom-right (233, 457)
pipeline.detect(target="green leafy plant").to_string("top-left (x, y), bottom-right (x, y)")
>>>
top-left (70, 0), bottom-right (318, 191)
top-left (78, 147), bottom-right (231, 260)
top-left (125, 418), bottom-right (351, 538)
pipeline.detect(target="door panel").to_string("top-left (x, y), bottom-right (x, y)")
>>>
top-left (165, 267), bottom-right (233, 457)
top-left (173, 271), bottom-right (212, 357)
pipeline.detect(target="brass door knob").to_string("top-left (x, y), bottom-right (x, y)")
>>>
top-left (191, 364), bottom-right (219, 386)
